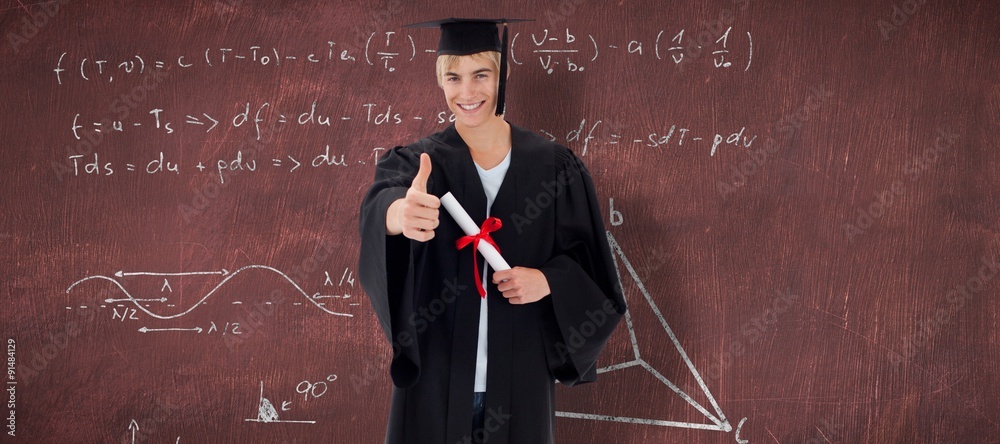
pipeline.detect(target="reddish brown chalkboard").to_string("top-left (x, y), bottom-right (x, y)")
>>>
top-left (2, 0), bottom-right (998, 443)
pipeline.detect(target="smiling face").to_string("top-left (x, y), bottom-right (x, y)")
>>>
top-left (437, 52), bottom-right (504, 130)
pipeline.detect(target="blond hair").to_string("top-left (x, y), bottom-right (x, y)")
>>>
top-left (435, 51), bottom-right (502, 87)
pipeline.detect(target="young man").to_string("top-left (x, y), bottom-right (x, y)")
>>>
top-left (359, 18), bottom-right (625, 443)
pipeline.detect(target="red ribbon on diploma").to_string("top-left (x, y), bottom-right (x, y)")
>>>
top-left (455, 217), bottom-right (503, 298)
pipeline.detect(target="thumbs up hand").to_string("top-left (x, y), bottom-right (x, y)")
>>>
top-left (387, 153), bottom-right (440, 242)
top-left (410, 152), bottom-right (433, 194)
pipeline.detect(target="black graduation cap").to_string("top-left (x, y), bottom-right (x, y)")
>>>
top-left (404, 18), bottom-right (532, 116)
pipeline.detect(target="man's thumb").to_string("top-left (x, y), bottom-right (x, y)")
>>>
top-left (412, 153), bottom-right (431, 192)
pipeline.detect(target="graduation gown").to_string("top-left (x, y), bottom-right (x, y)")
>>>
top-left (358, 123), bottom-right (626, 443)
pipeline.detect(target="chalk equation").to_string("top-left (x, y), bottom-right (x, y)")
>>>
top-left (65, 265), bottom-right (358, 325)
top-left (539, 119), bottom-right (758, 157)
top-left (52, 25), bottom-right (755, 83)
top-left (510, 26), bottom-right (753, 74)
top-left (68, 101), bottom-right (463, 141)
top-left (63, 145), bottom-right (358, 184)
top-left (59, 122), bottom-right (758, 183)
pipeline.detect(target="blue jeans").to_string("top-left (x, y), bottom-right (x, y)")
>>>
top-left (471, 391), bottom-right (486, 443)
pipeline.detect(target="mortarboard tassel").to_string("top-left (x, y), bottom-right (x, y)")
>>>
top-left (496, 20), bottom-right (508, 116)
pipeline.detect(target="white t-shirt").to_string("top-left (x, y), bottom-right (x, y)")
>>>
top-left (472, 148), bottom-right (512, 393)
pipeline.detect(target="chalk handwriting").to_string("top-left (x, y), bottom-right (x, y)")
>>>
top-left (63, 146), bottom-right (356, 183)
top-left (539, 119), bottom-right (758, 157)
top-left (515, 26), bottom-right (753, 74)
top-left (52, 24), bottom-right (757, 83)
top-left (245, 381), bottom-right (316, 424)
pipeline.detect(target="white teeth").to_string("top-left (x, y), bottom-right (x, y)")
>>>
top-left (459, 102), bottom-right (482, 110)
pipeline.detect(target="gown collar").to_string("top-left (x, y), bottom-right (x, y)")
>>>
top-left (431, 123), bottom-right (522, 227)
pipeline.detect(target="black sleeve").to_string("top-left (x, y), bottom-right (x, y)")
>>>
top-left (358, 145), bottom-right (422, 387)
top-left (539, 147), bottom-right (627, 386)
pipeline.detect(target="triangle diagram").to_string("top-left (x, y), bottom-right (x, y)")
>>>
top-left (555, 232), bottom-right (731, 432)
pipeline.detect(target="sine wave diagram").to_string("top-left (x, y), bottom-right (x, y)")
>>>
top-left (65, 264), bottom-right (355, 320)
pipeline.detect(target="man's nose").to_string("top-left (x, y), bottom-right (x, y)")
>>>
top-left (461, 79), bottom-right (477, 98)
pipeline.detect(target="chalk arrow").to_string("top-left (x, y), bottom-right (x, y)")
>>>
top-left (105, 297), bottom-right (168, 303)
top-left (128, 419), bottom-right (138, 444)
top-left (204, 113), bottom-right (218, 132)
top-left (138, 326), bottom-right (203, 333)
top-left (115, 269), bottom-right (229, 278)
top-left (287, 155), bottom-right (301, 172)
top-left (312, 293), bottom-right (348, 299)
top-left (182, 114), bottom-right (217, 132)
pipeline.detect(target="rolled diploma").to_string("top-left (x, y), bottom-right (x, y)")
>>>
top-left (440, 192), bottom-right (511, 271)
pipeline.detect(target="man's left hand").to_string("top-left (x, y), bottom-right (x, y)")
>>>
top-left (493, 267), bottom-right (550, 304)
